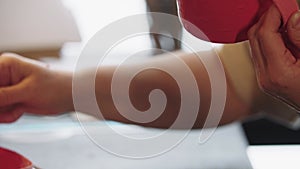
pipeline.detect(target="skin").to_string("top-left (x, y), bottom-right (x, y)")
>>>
top-left (2, 5), bottom-right (300, 128)
top-left (0, 54), bottom-right (73, 120)
top-left (0, 50), bottom-right (251, 128)
top-left (248, 5), bottom-right (300, 111)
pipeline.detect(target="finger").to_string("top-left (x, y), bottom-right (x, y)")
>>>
top-left (0, 84), bottom-right (26, 107)
top-left (286, 11), bottom-right (300, 59)
top-left (1, 52), bottom-right (49, 68)
top-left (258, 5), bottom-right (297, 67)
top-left (287, 11), bottom-right (300, 47)
top-left (0, 106), bottom-right (24, 123)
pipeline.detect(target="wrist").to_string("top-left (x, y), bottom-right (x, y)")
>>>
top-left (53, 70), bottom-right (74, 112)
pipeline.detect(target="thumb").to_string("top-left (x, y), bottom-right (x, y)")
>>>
top-left (0, 85), bottom-right (25, 107)
top-left (287, 11), bottom-right (300, 48)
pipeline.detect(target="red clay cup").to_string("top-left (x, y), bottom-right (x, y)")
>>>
top-left (178, 0), bottom-right (299, 43)
top-left (0, 147), bottom-right (33, 169)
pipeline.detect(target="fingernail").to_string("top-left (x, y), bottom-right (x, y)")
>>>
top-left (292, 12), bottom-right (300, 29)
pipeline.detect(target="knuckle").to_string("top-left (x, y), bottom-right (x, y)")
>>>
top-left (1, 55), bottom-right (17, 65)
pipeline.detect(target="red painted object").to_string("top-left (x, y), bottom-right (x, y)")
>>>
top-left (178, 0), bottom-right (299, 43)
top-left (0, 147), bottom-right (33, 169)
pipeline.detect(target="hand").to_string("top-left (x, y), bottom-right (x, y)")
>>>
top-left (248, 5), bottom-right (300, 110)
top-left (0, 53), bottom-right (73, 123)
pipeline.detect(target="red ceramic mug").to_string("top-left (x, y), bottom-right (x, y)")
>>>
top-left (0, 147), bottom-right (33, 169)
top-left (177, 0), bottom-right (299, 43)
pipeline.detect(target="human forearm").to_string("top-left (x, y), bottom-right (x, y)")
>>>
top-left (75, 51), bottom-right (252, 129)
top-left (0, 51), bottom-right (252, 125)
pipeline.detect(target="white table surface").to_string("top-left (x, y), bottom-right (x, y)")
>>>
top-left (0, 115), bottom-right (252, 169)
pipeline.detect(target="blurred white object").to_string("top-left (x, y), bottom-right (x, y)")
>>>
top-left (0, 0), bottom-right (81, 52)
top-left (247, 145), bottom-right (300, 169)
